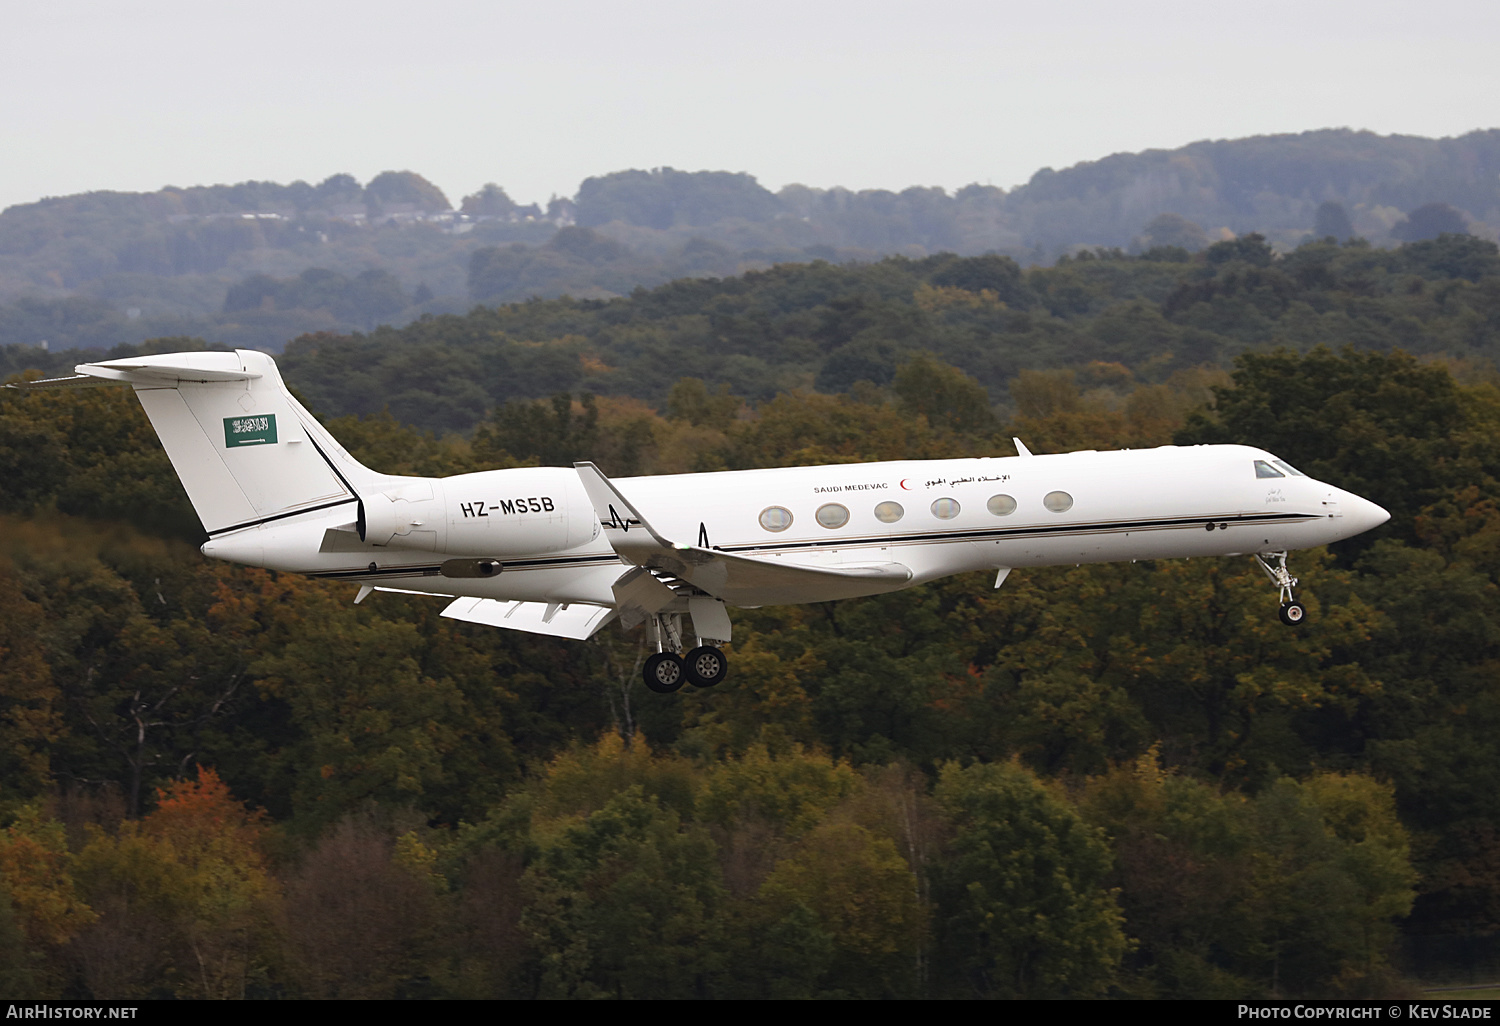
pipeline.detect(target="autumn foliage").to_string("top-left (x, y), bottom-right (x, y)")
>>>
top-left (5, 324), bottom-right (1500, 995)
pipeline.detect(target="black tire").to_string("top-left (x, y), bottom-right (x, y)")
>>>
top-left (1278, 601), bottom-right (1307, 626)
top-left (684, 646), bottom-right (728, 688)
top-left (643, 652), bottom-right (686, 693)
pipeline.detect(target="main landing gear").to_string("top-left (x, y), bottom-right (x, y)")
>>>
top-left (1254, 551), bottom-right (1307, 626)
top-left (642, 612), bottom-right (730, 693)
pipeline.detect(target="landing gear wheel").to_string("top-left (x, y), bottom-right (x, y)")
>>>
top-left (644, 652), bottom-right (686, 693)
top-left (684, 646), bottom-right (728, 688)
top-left (1256, 552), bottom-right (1305, 627)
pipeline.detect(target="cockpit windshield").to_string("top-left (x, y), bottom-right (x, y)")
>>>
top-left (1254, 460), bottom-right (1284, 478)
top-left (1272, 460), bottom-right (1305, 477)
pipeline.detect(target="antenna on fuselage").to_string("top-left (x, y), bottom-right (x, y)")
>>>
top-left (1012, 437), bottom-right (1034, 457)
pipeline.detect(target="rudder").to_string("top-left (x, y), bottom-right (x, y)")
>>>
top-left (73, 350), bottom-right (374, 535)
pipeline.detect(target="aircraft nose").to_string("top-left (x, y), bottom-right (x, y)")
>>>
top-left (1340, 491), bottom-right (1390, 537)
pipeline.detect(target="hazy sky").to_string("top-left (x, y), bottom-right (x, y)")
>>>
top-left (4, 0), bottom-right (1497, 212)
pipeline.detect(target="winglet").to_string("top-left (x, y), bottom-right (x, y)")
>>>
top-left (573, 462), bottom-right (673, 548)
top-left (1012, 437), bottom-right (1034, 457)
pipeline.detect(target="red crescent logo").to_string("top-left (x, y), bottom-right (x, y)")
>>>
top-left (899, 479), bottom-right (912, 490)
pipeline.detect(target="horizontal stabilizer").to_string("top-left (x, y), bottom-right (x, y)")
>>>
top-left (82, 352), bottom-right (262, 384)
top-left (8, 352), bottom-right (262, 389)
top-left (573, 462), bottom-right (911, 606)
top-left (6, 373), bottom-right (119, 390)
top-left (442, 596), bottom-right (617, 640)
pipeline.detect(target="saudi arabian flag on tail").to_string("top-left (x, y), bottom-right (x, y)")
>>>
top-left (223, 414), bottom-right (278, 447)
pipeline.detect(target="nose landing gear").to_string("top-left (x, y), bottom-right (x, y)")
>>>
top-left (1255, 551), bottom-right (1306, 626)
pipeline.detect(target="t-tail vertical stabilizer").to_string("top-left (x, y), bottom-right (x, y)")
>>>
top-left (11, 350), bottom-right (378, 535)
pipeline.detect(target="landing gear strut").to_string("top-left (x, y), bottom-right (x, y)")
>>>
top-left (641, 611), bottom-right (730, 692)
top-left (1254, 551), bottom-right (1306, 626)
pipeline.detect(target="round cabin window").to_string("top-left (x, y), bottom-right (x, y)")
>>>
top-left (987, 494), bottom-right (1017, 516)
top-left (815, 503), bottom-right (850, 529)
top-left (759, 506), bottom-right (793, 532)
top-left (1043, 490), bottom-right (1074, 513)
top-left (931, 497), bottom-right (961, 520)
top-left (874, 500), bottom-right (905, 523)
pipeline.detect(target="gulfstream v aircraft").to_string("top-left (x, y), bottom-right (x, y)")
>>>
top-left (13, 350), bottom-right (1390, 693)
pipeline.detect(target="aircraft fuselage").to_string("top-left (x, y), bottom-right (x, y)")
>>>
top-left (202, 444), bottom-right (1386, 609)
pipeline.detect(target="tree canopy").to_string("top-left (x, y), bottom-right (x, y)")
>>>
top-left (6, 221), bottom-right (1500, 995)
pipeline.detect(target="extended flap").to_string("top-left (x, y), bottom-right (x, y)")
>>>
top-left (441, 597), bottom-right (616, 640)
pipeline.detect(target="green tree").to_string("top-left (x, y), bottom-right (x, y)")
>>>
top-left (931, 760), bottom-right (1126, 998)
top-left (0, 872), bottom-right (44, 995)
top-left (474, 392), bottom-right (600, 468)
top-left (1079, 751), bottom-right (1258, 998)
top-left (1245, 777), bottom-right (1414, 996)
top-left (892, 354), bottom-right (995, 435)
top-left (0, 378), bottom-right (198, 540)
top-left (520, 786), bottom-right (727, 998)
top-left (692, 743), bottom-right (861, 900)
top-left (665, 377), bottom-right (741, 430)
top-left (460, 183), bottom-right (518, 219)
top-left (1138, 213), bottom-right (1210, 252)
top-left (0, 521), bottom-right (249, 816)
top-left (1206, 233), bottom-right (1275, 267)
top-left (364, 170), bottom-right (450, 214)
top-left (0, 564), bottom-right (61, 808)
top-left (520, 732), bottom-right (696, 826)
top-left (1298, 773), bottom-right (1417, 987)
top-left (756, 818), bottom-right (925, 996)
top-left (1314, 202), bottom-right (1355, 241)
top-left (1392, 203), bottom-right (1468, 242)
top-left (323, 410), bottom-right (486, 476)
top-left (1079, 755), bottom-right (1415, 998)
top-left (0, 806), bottom-right (94, 995)
top-left (228, 571), bottom-right (515, 830)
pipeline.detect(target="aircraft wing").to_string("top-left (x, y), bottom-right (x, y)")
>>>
top-left (573, 462), bottom-right (912, 606)
top-left (441, 597), bottom-right (617, 640)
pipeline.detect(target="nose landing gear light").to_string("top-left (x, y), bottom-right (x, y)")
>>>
top-left (1255, 551), bottom-right (1306, 627)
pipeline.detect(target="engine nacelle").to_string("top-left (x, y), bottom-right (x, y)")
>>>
top-left (359, 480), bottom-right (443, 549)
top-left (358, 467), bottom-right (598, 556)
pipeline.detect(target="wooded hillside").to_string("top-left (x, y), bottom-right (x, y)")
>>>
top-left (3, 129), bottom-right (1497, 354)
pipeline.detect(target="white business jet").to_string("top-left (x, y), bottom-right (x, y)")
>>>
top-left (14, 349), bottom-right (1390, 693)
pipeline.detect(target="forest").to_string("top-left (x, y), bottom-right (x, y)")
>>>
top-left (1, 128), bottom-right (1498, 355)
top-left (3, 234), bottom-right (1500, 998)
